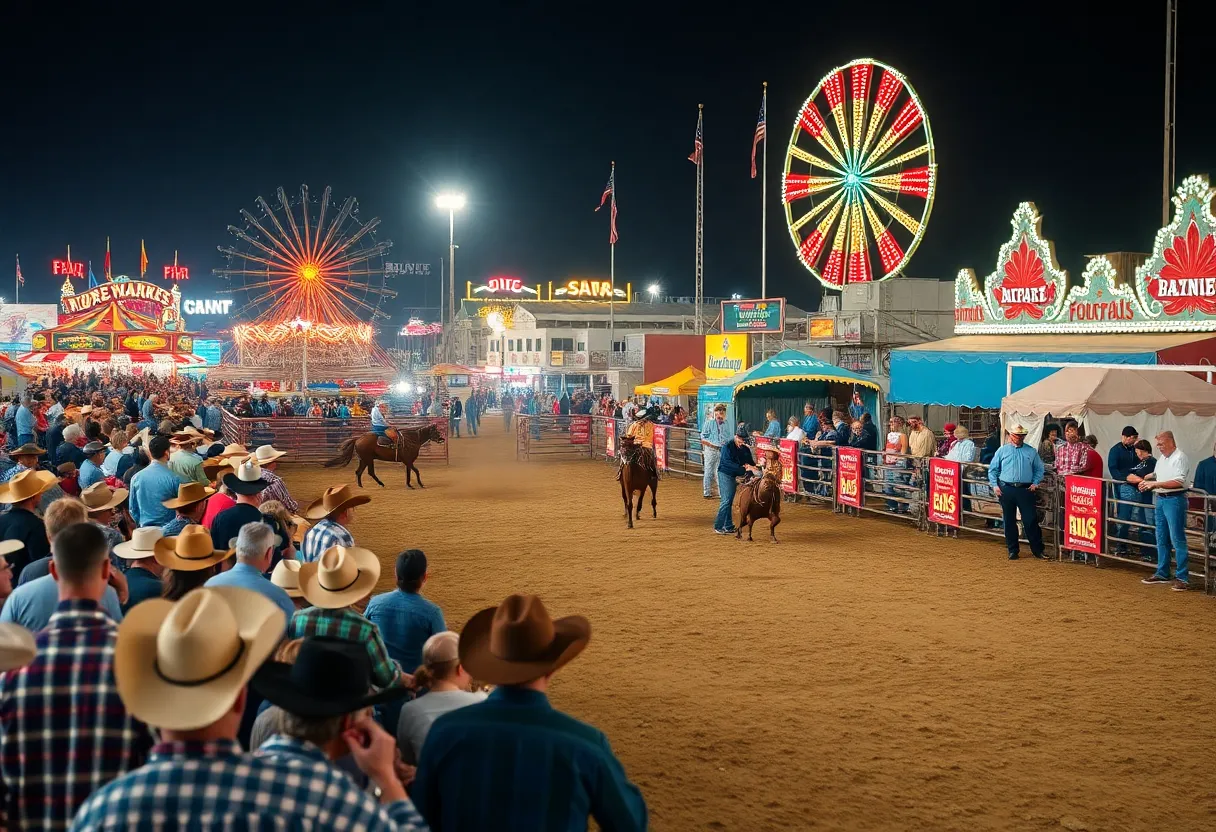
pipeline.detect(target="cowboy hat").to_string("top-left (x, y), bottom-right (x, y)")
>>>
top-left (80, 405), bottom-right (93, 415)
top-left (290, 515), bottom-right (310, 544)
top-left (0, 624), bottom-right (36, 672)
top-left (56, 462), bottom-right (77, 477)
top-left (253, 637), bottom-right (408, 719)
top-left (82, 441), bottom-right (107, 456)
top-left (133, 427), bottom-right (152, 447)
top-left (154, 524), bottom-right (231, 571)
top-left (0, 540), bottom-right (25, 558)
top-left (460, 594), bottom-right (589, 686)
top-left (114, 587), bottom-right (285, 731)
top-left (222, 458), bottom-right (269, 496)
top-left (301, 484), bottom-right (370, 522)
top-left (10, 443), bottom-right (45, 457)
top-left (1008, 424), bottom-right (1029, 436)
top-left (217, 443), bottom-right (250, 459)
top-left (81, 482), bottom-right (129, 513)
top-left (250, 444), bottom-right (287, 464)
top-left (161, 481), bottom-right (215, 510)
top-left (270, 557), bottom-right (303, 598)
top-left (0, 469), bottom-right (59, 505)
top-left (201, 457), bottom-right (227, 481)
top-left (114, 527), bottom-right (163, 559)
top-left (297, 545), bottom-right (380, 608)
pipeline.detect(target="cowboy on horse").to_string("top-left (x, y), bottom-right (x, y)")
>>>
top-left (616, 405), bottom-right (658, 482)
top-left (370, 398), bottom-right (397, 446)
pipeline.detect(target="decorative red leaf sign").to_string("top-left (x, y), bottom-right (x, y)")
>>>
top-left (996, 239), bottom-right (1056, 319)
top-left (1149, 220), bottom-right (1216, 316)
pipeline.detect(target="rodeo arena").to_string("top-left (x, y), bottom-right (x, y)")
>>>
top-left (0, 61), bottom-right (1215, 832)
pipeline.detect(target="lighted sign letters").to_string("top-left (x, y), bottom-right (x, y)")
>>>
top-left (471, 277), bottom-right (539, 297)
top-left (52, 260), bottom-right (85, 279)
top-left (182, 299), bottom-right (234, 316)
top-left (552, 280), bottom-right (628, 300)
top-left (163, 265), bottom-right (189, 280)
top-left (61, 281), bottom-right (175, 316)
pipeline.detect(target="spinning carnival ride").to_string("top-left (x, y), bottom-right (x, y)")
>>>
top-left (211, 185), bottom-right (399, 384)
top-left (783, 59), bottom-right (936, 289)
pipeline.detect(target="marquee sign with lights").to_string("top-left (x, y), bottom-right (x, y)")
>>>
top-left (550, 280), bottom-right (630, 301)
top-left (62, 280), bottom-right (176, 316)
top-left (955, 176), bottom-right (1216, 334)
top-left (52, 259), bottom-right (85, 279)
top-left (465, 278), bottom-right (632, 302)
top-left (466, 277), bottom-right (540, 299)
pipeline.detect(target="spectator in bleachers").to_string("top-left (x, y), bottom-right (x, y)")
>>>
top-left (300, 485), bottom-right (369, 563)
top-left (396, 631), bottom-right (486, 765)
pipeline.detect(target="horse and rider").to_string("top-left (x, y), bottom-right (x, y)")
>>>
top-left (616, 405), bottom-right (660, 483)
top-left (324, 397), bottom-right (446, 488)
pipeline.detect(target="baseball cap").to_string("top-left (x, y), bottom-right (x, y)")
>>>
top-left (1121, 426), bottom-right (1138, 437)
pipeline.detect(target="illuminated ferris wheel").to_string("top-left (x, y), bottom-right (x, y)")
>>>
top-left (783, 58), bottom-right (936, 289)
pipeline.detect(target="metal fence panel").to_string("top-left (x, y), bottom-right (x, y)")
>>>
top-left (221, 412), bottom-right (450, 465)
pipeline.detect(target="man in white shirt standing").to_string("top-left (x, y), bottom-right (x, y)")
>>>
top-left (1140, 430), bottom-right (1191, 591)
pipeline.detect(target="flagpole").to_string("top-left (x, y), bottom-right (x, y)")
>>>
top-left (761, 82), bottom-right (768, 301)
top-left (609, 160), bottom-right (616, 357)
top-left (695, 104), bottom-right (704, 335)
top-left (14, 255), bottom-right (19, 304)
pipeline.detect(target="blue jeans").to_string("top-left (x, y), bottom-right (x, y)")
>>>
top-left (372, 424), bottom-right (388, 437)
top-left (450, 416), bottom-right (460, 438)
top-left (1153, 493), bottom-right (1189, 582)
top-left (1114, 484), bottom-right (1154, 551)
top-left (714, 471), bottom-right (737, 530)
top-left (884, 465), bottom-right (906, 512)
top-left (702, 447), bottom-right (719, 496)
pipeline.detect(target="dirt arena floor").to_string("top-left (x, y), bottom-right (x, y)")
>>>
top-left (281, 419), bottom-right (1216, 831)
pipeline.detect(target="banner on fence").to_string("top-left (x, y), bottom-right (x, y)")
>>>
top-left (1064, 475), bottom-right (1103, 555)
top-left (754, 436), bottom-right (776, 455)
top-left (778, 439), bottom-right (798, 494)
top-left (605, 420), bottom-right (616, 458)
top-left (927, 459), bottom-right (961, 527)
top-left (653, 425), bottom-right (668, 470)
top-left (836, 446), bottom-right (863, 508)
top-left (570, 416), bottom-right (590, 445)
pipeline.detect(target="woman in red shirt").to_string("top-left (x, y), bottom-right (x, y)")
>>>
top-left (1080, 435), bottom-right (1105, 478)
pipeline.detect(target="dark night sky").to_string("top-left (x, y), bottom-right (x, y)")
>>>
top-left (1, 2), bottom-right (1211, 322)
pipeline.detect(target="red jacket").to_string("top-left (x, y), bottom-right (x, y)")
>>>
top-left (1079, 446), bottom-right (1104, 478)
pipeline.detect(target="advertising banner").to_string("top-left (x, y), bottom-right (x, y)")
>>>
top-left (1064, 475), bottom-right (1104, 555)
top-left (704, 334), bottom-right (750, 380)
top-left (836, 446), bottom-right (863, 508)
top-left (778, 438), bottom-right (798, 494)
top-left (721, 299), bottom-right (785, 333)
top-left (653, 425), bottom-right (668, 470)
top-left (927, 459), bottom-right (961, 527)
top-left (53, 332), bottom-right (113, 352)
top-left (570, 415), bottom-right (590, 446)
top-left (605, 419), bottom-right (617, 458)
top-left (754, 435), bottom-right (776, 456)
top-left (0, 304), bottom-right (56, 350)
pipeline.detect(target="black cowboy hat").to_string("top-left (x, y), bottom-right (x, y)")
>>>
top-left (252, 637), bottom-right (409, 718)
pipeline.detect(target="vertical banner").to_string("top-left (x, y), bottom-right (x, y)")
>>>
top-left (836, 446), bottom-right (863, 508)
top-left (1064, 475), bottom-right (1103, 555)
top-left (570, 416), bottom-right (590, 445)
top-left (754, 435), bottom-right (776, 456)
top-left (605, 419), bottom-right (617, 458)
top-left (927, 459), bottom-right (961, 527)
top-left (653, 425), bottom-right (668, 470)
top-left (778, 438), bottom-right (798, 494)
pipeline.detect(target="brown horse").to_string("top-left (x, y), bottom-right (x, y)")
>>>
top-left (734, 473), bottom-right (782, 542)
top-left (323, 424), bottom-right (446, 489)
top-left (618, 436), bottom-right (658, 529)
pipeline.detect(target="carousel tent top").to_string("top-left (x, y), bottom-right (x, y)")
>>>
top-left (701, 349), bottom-right (882, 397)
top-left (635, 366), bottom-right (705, 397)
top-left (55, 301), bottom-right (161, 332)
top-left (17, 351), bottom-right (205, 367)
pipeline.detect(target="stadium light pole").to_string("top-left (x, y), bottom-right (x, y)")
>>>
top-left (647, 283), bottom-right (660, 303)
top-left (436, 192), bottom-right (467, 362)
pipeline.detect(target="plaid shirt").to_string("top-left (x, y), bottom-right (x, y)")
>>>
top-left (159, 514), bottom-right (191, 537)
top-left (289, 606), bottom-right (400, 689)
top-left (259, 469), bottom-right (298, 513)
top-left (300, 518), bottom-right (353, 563)
top-left (1055, 439), bottom-right (1088, 476)
top-left (70, 737), bottom-right (428, 831)
top-left (0, 600), bottom-right (154, 831)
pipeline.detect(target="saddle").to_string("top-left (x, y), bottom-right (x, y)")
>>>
top-left (376, 427), bottom-right (399, 447)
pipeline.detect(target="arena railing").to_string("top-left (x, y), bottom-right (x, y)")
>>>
top-left (1100, 478), bottom-right (1210, 590)
top-left (514, 414), bottom-right (595, 462)
top-left (937, 461), bottom-right (1063, 559)
top-left (221, 411), bottom-right (450, 465)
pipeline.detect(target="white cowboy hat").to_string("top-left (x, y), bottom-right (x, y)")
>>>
top-left (154, 524), bottom-right (231, 571)
top-left (0, 540), bottom-right (25, 558)
top-left (80, 482), bottom-right (130, 514)
top-left (298, 545), bottom-right (380, 609)
top-left (0, 470), bottom-right (59, 505)
top-left (250, 444), bottom-right (287, 464)
top-left (270, 558), bottom-right (303, 598)
top-left (217, 443), bottom-right (250, 459)
top-left (0, 623), bottom-right (36, 672)
top-left (114, 587), bottom-right (285, 730)
top-left (222, 458), bottom-right (269, 496)
top-left (113, 527), bottom-right (163, 559)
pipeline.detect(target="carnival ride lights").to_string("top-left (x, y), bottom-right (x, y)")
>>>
top-left (783, 58), bottom-right (937, 289)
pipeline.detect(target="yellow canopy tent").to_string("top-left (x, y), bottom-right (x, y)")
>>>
top-left (635, 366), bottom-right (706, 397)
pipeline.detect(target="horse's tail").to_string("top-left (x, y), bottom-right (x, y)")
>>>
top-left (323, 437), bottom-right (356, 468)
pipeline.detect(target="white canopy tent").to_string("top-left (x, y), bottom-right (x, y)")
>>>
top-left (1000, 366), bottom-right (1216, 482)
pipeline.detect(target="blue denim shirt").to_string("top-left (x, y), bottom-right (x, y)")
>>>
top-left (128, 461), bottom-right (185, 528)
top-left (363, 590), bottom-right (446, 675)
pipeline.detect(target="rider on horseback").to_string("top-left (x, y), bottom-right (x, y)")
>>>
top-left (370, 399), bottom-right (397, 446)
top-left (616, 405), bottom-right (658, 481)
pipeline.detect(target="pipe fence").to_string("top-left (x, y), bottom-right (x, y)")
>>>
top-left (221, 412), bottom-right (450, 465)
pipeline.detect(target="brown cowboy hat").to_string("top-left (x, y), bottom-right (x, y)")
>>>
top-left (298, 545), bottom-right (380, 608)
top-left (10, 443), bottom-right (45, 457)
top-left (81, 482), bottom-right (129, 513)
top-left (161, 481), bottom-right (215, 510)
top-left (56, 462), bottom-right (77, 477)
top-left (459, 594), bottom-right (590, 686)
top-left (301, 484), bottom-right (370, 521)
top-left (154, 524), bottom-right (231, 571)
top-left (0, 469), bottom-right (59, 504)
top-left (201, 456), bottom-right (227, 480)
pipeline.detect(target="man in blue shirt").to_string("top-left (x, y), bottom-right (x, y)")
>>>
top-left (205, 522), bottom-right (295, 625)
top-left (128, 436), bottom-right (185, 528)
top-left (414, 594), bottom-right (647, 832)
top-left (699, 404), bottom-right (730, 500)
top-left (78, 441), bottom-right (108, 489)
top-left (1107, 426), bottom-right (1141, 554)
top-left (14, 398), bottom-right (34, 448)
top-left (987, 424), bottom-right (1047, 560)
top-left (364, 549), bottom-right (445, 731)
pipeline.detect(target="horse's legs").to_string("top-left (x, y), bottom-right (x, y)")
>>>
top-left (650, 479), bottom-right (658, 518)
top-left (621, 479), bottom-right (633, 528)
top-left (410, 463), bottom-right (425, 488)
top-left (769, 512), bottom-right (781, 543)
top-left (367, 459), bottom-right (385, 488)
top-left (735, 515), bottom-right (745, 539)
top-left (355, 459), bottom-right (366, 488)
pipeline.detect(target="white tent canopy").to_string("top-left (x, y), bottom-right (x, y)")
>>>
top-left (1000, 366), bottom-right (1216, 482)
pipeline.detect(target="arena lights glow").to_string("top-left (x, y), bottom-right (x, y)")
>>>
top-left (783, 58), bottom-right (936, 289)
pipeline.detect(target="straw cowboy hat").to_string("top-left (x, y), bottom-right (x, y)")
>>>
top-left (459, 594), bottom-right (590, 686)
top-left (81, 482), bottom-right (129, 514)
top-left (10, 443), bottom-right (45, 457)
top-left (1008, 424), bottom-right (1029, 436)
top-left (114, 587), bottom-right (285, 730)
top-left (162, 481), bottom-right (215, 510)
top-left (79, 405), bottom-right (93, 415)
top-left (289, 515), bottom-right (311, 544)
top-left (154, 524), bottom-right (231, 571)
top-left (301, 484), bottom-right (370, 522)
top-left (0, 540), bottom-right (25, 559)
top-left (0, 623), bottom-right (36, 672)
top-left (217, 443), bottom-right (250, 459)
top-left (270, 558), bottom-right (303, 598)
top-left (222, 458), bottom-right (269, 496)
top-left (114, 527), bottom-right (163, 560)
top-left (249, 444), bottom-right (287, 465)
top-left (0, 469), bottom-right (59, 505)
top-left (298, 545), bottom-right (380, 608)
top-left (253, 637), bottom-right (408, 719)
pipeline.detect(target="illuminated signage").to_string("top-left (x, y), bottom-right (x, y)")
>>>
top-left (54, 332), bottom-right (112, 352)
top-left (550, 280), bottom-right (629, 300)
top-left (385, 262), bottom-right (431, 275)
top-left (183, 299), bottom-right (234, 316)
top-left (52, 260), bottom-right (85, 279)
top-left (467, 278), bottom-right (540, 299)
top-left (722, 299), bottom-right (785, 334)
top-left (119, 334), bottom-right (168, 351)
top-left (61, 281), bottom-right (175, 316)
top-left (401, 317), bottom-right (442, 336)
top-left (163, 264), bottom-right (190, 280)
top-left (704, 334), bottom-right (749, 380)
top-left (956, 177), bottom-right (1216, 334)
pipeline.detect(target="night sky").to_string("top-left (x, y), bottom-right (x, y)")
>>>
top-left (1, 2), bottom-right (1210, 323)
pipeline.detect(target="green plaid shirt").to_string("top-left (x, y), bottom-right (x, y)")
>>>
top-left (288, 606), bottom-right (401, 688)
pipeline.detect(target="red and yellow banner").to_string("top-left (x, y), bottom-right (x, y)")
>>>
top-left (653, 425), bottom-right (668, 470)
top-left (1064, 475), bottom-right (1103, 555)
top-left (570, 416), bottom-right (590, 446)
top-left (836, 446), bottom-right (863, 508)
top-left (605, 420), bottom-right (617, 458)
top-left (927, 458), bottom-right (961, 527)
top-left (778, 439), bottom-right (798, 494)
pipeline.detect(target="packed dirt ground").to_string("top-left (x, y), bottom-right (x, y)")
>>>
top-left (282, 419), bottom-right (1216, 831)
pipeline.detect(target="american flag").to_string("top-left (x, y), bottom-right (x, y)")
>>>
top-left (595, 168), bottom-right (619, 245)
top-left (688, 112), bottom-right (703, 164)
top-left (751, 93), bottom-right (766, 179)
top-left (15, 255), bottom-right (23, 286)
top-left (595, 168), bottom-right (614, 211)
